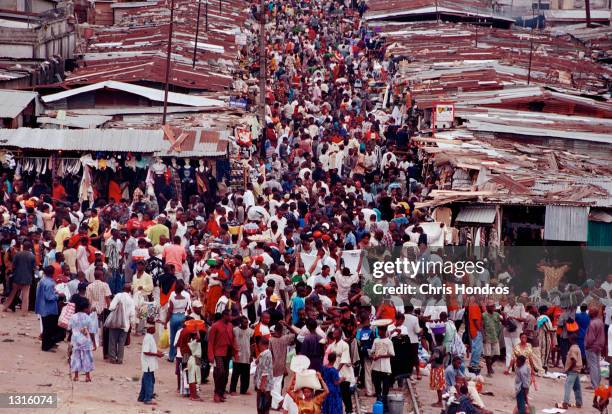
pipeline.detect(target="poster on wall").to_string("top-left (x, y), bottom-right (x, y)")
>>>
top-left (434, 103), bottom-right (454, 129)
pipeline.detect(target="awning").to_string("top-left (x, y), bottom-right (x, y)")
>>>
top-left (544, 205), bottom-right (588, 242)
top-left (455, 206), bottom-right (496, 224)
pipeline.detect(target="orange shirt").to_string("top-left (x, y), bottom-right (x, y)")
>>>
top-left (378, 303), bottom-right (396, 320)
top-left (468, 304), bottom-right (483, 339)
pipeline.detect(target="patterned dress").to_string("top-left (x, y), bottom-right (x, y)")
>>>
top-left (322, 366), bottom-right (342, 414)
top-left (69, 312), bottom-right (95, 373)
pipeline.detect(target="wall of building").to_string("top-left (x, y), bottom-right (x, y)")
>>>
top-left (0, 14), bottom-right (75, 59)
top-left (0, 0), bottom-right (56, 13)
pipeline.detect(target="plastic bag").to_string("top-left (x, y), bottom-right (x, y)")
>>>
top-left (58, 302), bottom-right (75, 329)
top-left (158, 328), bottom-right (169, 349)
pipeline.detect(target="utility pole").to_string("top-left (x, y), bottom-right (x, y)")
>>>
top-left (526, 5), bottom-right (535, 85)
top-left (527, 23), bottom-right (534, 84)
top-left (162, 0), bottom-right (175, 125)
top-left (585, 0), bottom-right (592, 27)
top-left (192, 0), bottom-right (202, 68)
top-left (258, 0), bottom-right (266, 131)
top-left (205, 0), bottom-right (208, 31)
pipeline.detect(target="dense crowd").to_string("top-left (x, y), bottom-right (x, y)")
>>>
top-left (1, 0), bottom-right (611, 414)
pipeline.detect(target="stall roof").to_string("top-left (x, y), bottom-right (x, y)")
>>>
top-left (0, 128), bottom-right (165, 152)
top-left (0, 127), bottom-right (230, 157)
top-left (0, 90), bottom-right (37, 118)
top-left (385, 21), bottom-right (612, 94)
top-left (456, 108), bottom-right (612, 144)
top-left (413, 131), bottom-right (612, 208)
top-left (41, 80), bottom-right (226, 107)
top-left (37, 114), bottom-right (112, 129)
top-left (455, 206), bottom-right (497, 223)
top-left (364, 0), bottom-right (514, 24)
top-left (62, 0), bottom-right (248, 91)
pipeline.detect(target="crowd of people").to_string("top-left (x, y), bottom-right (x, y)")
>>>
top-left (1, 0), bottom-right (611, 414)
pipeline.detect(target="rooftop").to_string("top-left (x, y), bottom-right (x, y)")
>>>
top-left (63, 0), bottom-right (247, 91)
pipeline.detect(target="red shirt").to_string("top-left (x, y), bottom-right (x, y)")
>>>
top-left (207, 320), bottom-right (235, 361)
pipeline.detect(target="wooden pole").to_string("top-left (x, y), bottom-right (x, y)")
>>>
top-left (193, 0), bottom-right (202, 68)
top-left (585, 0), bottom-right (592, 27)
top-left (162, 0), bottom-right (175, 125)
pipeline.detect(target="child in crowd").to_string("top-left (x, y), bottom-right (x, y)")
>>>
top-left (139, 320), bottom-right (164, 405)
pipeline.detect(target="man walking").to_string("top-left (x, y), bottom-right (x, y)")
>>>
top-left (35, 266), bottom-right (65, 351)
top-left (3, 241), bottom-right (35, 315)
top-left (85, 268), bottom-right (112, 357)
top-left (561, 334), bottom-right (583, 409)
top-left (208, 309), bottom-right (236, 402)
top-left (230, 316), bottom-right (253, 395)
top-left (585, 308), bottom-right (605, 389)
top-left (515, 355), bottom-right (531, 414)
top-left (107, 284), bottom-right (135, 364)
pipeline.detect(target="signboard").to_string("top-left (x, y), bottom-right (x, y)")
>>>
top-left (229, 97), bottom-right (248, 110)
top-left (434, 103), bottom-right (454, 129)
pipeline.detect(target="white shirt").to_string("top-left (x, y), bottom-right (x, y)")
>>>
top-left (243, 190), bottom-right (255, 209)
top-left (327, 339), bottom-right (355, 383)
top-left (371, 337), bottom-right (395, 373)
top-left (335, 271), bottom-right (359, 304)
top-left (109, 292), bottom-right (136, 332)
top-left (403, 313), bottom-right (422, 343)
top-left (141, 333), bottom-right (159, 372)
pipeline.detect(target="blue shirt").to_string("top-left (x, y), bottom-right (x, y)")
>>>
top-left (291, 296), bottom-right (305, 325)
top-left (35, 276), bottom-right (59, 317)
top-left (576, 312), bottom-right (590, 339)
top-left (444, 364), bottom-right (466, 391)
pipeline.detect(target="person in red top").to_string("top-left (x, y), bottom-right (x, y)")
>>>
top-left (52, 179), bottom-right (67, 201)
top-left (207, 310), bottom-right (236, 403)
top-left (376, 295), bottom-right (396, 321)
top-left (163, 236), bottom-right (187, 280)
top-left (467, 296), bottom-right (484, 372)
top-left (126, 213), bottom-right (142, 233)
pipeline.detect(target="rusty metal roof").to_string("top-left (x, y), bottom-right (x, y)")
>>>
top-left (64, 0), bottom-right (247, 91)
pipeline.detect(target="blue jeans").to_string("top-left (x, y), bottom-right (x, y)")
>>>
top-left (138, 371), bottom-right (155, 402)
top-left (563, 371), bottom-right (582, 406)
top-left (107, 270), bottom-right (124, 295)
top-left (168, 313), bottom-right (185, 362)
top-left (516, 388), bottom-right (528, 414)
top-left (470, 332), bottom-right (483, 368)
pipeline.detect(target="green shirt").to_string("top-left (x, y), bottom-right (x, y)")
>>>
top-left (482, 311), bottom-right (502, 343)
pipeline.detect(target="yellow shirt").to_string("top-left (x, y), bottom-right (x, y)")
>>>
top-left (132, 272), bottom-right (153, 296)
top-left (88, 216), bottom-right (100, 237)
top-left (54, 226), bottom-right (71, 252)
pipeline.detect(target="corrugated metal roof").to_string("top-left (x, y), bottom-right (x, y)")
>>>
top-left (544, 205), bottom-right (588, 242)
top-left (455, 206), bottom-right (497, 223)
top-left (42, 80), bottom-right (225, 107)
top-left (37, 114), bottom-right (112, 129)
top-left (0, 90), bottom-right (37, 118)
top-left (0, 128), bottom-right (166, 152)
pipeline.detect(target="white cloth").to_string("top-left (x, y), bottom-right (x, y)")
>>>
top-left (327, 339), bottom-right (355, 384)
top-left (109, 292), bottom-right (136, 332)
top-left (141, 333), bottom-right (159, 372)
top-left (403, 313), bottom-right (421, 343)
top-left (271, 375), bottom-right (284, 409)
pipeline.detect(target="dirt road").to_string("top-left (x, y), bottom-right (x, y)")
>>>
top-left (0, 312), bottom-right (596, 414)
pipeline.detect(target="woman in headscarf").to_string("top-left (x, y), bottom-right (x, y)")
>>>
top-left (536, 305), bottom-right (555, 373)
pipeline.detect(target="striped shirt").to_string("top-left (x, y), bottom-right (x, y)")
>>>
top-left (85, 280), bottom-right (111, 313)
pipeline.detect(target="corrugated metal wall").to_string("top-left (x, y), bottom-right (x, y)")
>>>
top-left (544, 205), bottom-right (589, 242)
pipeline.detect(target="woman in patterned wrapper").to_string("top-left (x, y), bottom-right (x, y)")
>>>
top-left (68, 297), bottom-right (96, 382)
